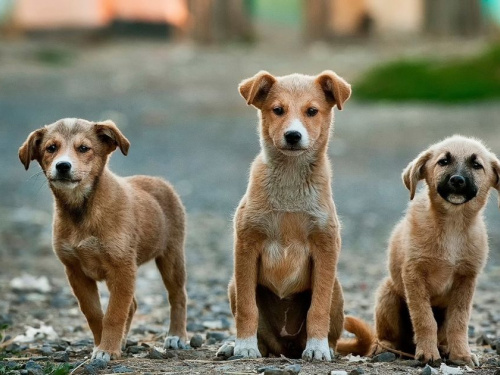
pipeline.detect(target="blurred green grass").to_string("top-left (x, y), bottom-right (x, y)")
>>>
top-left (355, 44), bottom-right (500, 102)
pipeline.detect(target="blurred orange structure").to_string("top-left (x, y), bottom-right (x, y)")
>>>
top-left (13, 0), bottom-right (189, 29)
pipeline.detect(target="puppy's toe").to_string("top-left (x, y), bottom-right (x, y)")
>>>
top-left (164, 335), bottom-right (188, 350)
top-left (302, 338), bottom-right (332, 362)
top-left (448, 352), bottom-right (479, 367)
top-left (233, 337), bottom-right (262, 358)
top-left (91, 348), bottom-right (112, 363)
top-left (216, 342), bottom-right (235, 358)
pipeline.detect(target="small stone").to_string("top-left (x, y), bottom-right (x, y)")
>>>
top-left (125, 339), bottom-right (138, 348)
top-left (371, 351), bottom-right (396, 362)
top-left (496, 339), bottom-right (500, 355)
top-left (190, 334), bottom-right (203, 348)
top-left (147, 348), bottom-right (164, 359)
top-left (126, 345), bottom-right (144, 354)
top-left (206, 338), bottom-right (216, 345)
top-left (89, 359), bottom-right (108, 370)
top-left (476, 333), bottom-right (493, 346)
top-left (228, 355), bottom-right (244, 360)
top-left (349, 368), bottom-right (365, 375)
top-left (39, 345), bottom-right (53, 356)
top-left (257, 366), bottom-right (279, 373)
top-left (421, 364), bottom-right (433, 375)
top-left (494, 370), bottom-right (500, 375)
top-left (330, 371), bottom-right (348, 375)
top-left (404, 359), bottom-right (423, 367)
top-left (53, 351), bottom-right (70, 362)
top-left (186, 322), bottom-right (205, 332)
top-left (164, 351), bottom-right (176, 359)
top-left (72, 338), bottom-right (93, 346)
top-left (25, 361), bottom-right (43, 375)
top-left (264, 369), bottom-right (287, 375)
top-left (284, 364), bottom-right (301, 374)
top-left (206, 331), bottom-right (228, 342)
top-left (112, 365), bottom-right (133, 373)
top-left (83, 365), bottom-right (99, 375)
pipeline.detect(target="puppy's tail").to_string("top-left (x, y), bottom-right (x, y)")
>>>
top-left (336, 316), bottom-right (375, 357)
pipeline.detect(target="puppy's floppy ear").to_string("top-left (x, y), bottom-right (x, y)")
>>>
top-left (95, 120), bottom-right (130, 155)
top-left (316, 70), bottom-right (351, 110)
top-left (19, 128), bottom-right (47, 170)
top-left (239, 71), bottom-right (276, 109)
top-left (491, 155), bottom-right (500, 209)
top-left (402, 150), bottom-right (432, 200)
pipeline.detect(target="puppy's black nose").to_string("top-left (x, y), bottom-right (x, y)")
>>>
top-left (284, 131), bottom-right (302, 145)
top-left (56, 161), bottom-right (72, 173)
top-left (449, 175), bottom-right (465, 188)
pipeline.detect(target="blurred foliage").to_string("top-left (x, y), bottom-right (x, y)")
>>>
top-left (355, 44), bottom-right (500, 102)
top-left (34, 47), bottom-right (74, 66)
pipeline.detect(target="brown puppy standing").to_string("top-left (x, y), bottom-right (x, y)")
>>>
top-left (374, 135), bottom-right (500, 366)
top-left (19, 118), bottom-right (188, 362)
top-left (219, 71), bottom-right (372, 361)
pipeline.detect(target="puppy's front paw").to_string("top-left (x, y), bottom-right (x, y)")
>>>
top-left (449, 352), bottom-right (479, 367)
top-left (302, 338), bottom-right (332, 361)
top-left (91, 346), bottom-right (120, 362)
top-left (216, 342), bottom-right (235, 358)
top-left (234, 336), bottom-right (261, 358)
top-left (415, 344), bottom-right (441, 365)
top-left (164, 335), bottom-right (188, 349)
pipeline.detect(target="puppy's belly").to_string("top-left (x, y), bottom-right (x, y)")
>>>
top-left (258, 241), bottom-right (311, 298)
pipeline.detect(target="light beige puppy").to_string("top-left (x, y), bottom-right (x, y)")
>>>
top-left (374, 135), bottom-right (500, 366)
top-left (19, 118), bottom-right (188, 362)
top-left (218, 71), bottom-right (373, 362)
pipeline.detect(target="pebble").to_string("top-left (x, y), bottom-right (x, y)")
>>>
top-left (263, 369), bottom-right (288, 375)
top-left (468, 325), bottom-right (475, 338)
top-left (112, 365), bottom-right (134, 373)
top-left (206, 338), bottom-right (216, 345)
top-left (227, 355), bottom-right (244, 360)
top-left (83, 364), bottom-right (99, 375)
top-left (371, 352), bottom-right (396, 362)
top-left (404, 359), bottom-right (422, 367)
top-left (257, 366), bottom-right (279, 373)
top-left (421, 364), bottom-right (433, 375)
top-left (126, 345), bottom-right (145, 354)
top-left (206, 331), bottom-right (228, 342)
top-left (25, 361), bottom-right (43, 375)
top-left (89, 359), bottom-right (108, 370)
top-left (284, 364), bottom-right (301, 374)
top-left (330, 371), bottom-right (348, 375)
top-left (53, 351), bottom-right (69, 362)
top-left (349, 368), bottom-right (365, 375)
top-left (41, 345), bottom-right (54, 355)
top-left (147, 348), bottom-right (164, 359)
top-left (190, 334), bottom-right (203, 348)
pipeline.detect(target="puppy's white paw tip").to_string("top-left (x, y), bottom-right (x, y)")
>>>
top-left (216, 342), bottom-right (235, 358)
top-left (164, 335), bottom-right (187, 350)
top-left (302, 338), bottom-right (332, 362)
top-left (91, 348), bottom-right (111, 363)
top-left (233, 336), bottom-right (262, 359)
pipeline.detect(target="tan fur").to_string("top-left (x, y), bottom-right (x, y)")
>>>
top-left (228, 70), bottom-right (370, 360)
top-left (19, 118), bottom-right (188, 360)
top-left (374, 135), bottom-right (500, 366)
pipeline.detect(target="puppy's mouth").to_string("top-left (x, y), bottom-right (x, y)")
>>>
top-left (278, 146), bottom-right (307, 156)
top-left (437, 190), bottom-right (477, 205)
top-left (49, 177), bottom-right (82, 184)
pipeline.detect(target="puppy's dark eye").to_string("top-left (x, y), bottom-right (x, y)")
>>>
top-left (437, 158), bottom-right (449, 166)
top-left (46, 144), bottom-right (57, 153)
top-left (306, 107), bottom-right (318, 117)
top-left (273, 107), bottom-right (284, 116)
top-left (472, 161), bottom-right (483, 170)
top-left (78, 145), bottom-right (90, 153)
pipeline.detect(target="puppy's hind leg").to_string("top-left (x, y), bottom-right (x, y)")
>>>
top-left (374, 277), bottom-right (414, 355)
top-left (156, 248), bottom-right (188, 350)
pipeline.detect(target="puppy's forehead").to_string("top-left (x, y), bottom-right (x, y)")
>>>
top-left (274, 73), bottom-right (316, 92)
top-left (46, 118), bottom-right (94, 138)
top-left (435, 137), bottom-right (489, 158)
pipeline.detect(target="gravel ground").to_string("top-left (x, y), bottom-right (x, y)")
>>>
top-left (0, 37), bottom-right (499, 374)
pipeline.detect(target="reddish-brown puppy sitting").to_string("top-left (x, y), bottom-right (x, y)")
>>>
top-left (218, 71), bottom-right (372, 361)
top-left (374, 135), bottom-right (500, 366)
top-left (19, 118), bottom-right (188, 362)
